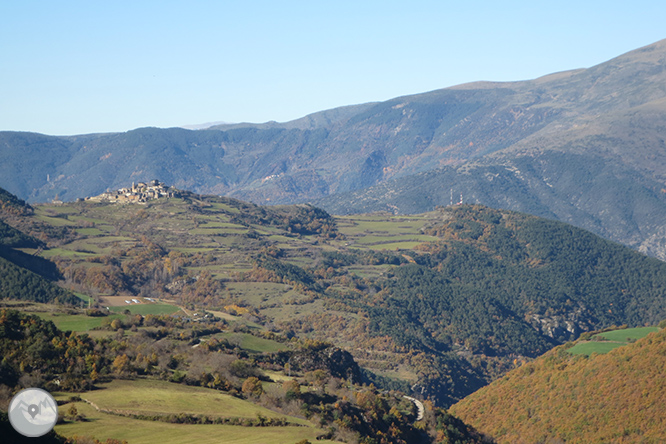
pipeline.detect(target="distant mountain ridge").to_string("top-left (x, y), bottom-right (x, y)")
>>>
top-left (2, 40), bottom-right (666, 257)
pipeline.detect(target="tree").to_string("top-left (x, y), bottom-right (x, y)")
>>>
top-left (241, 376), bottom-right (264, 398)
top-left (112, 354), bottom-right (129, 375)
top-left (283, 380), bottom-right (301, 401)
top-left (305, 369), bottom-right (328, 391)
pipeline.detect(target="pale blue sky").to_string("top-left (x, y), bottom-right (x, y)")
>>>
top-left (1, 1), bottom-right (665, 135)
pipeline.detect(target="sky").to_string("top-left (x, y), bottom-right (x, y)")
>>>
top-left (1, 1), bottom-right (666, 135)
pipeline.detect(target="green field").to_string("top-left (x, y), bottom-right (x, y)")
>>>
top-left (36, 215), bottom-right (77, 226)
top-left (73, 292), bottom-right (94, 305)
top-left (40, 248), bottom-right (98, 259)
top-left (75, 227), bottom-right (105, 236)
top-left (213, 332), bottom-right (290, 353)
top-left (109, 302), bottom-right (181, 316)
top-left (367, 241), bottom-right (427, 250)
top-left (568, 327), bottom-right (661, 356)
top-left (333, 214), bottom-right (440, 252)
top-left (74, 379), bottom-right (297, 420)
top-left (34, 312), bottom-right (123, 332)
top-left (567, 341), bottom-right (625, 355)
top-left (595, 327), bottom-right (659, 342)
top-left (54, 379), bottom-right (340, 444)
top-left (56, 402), bottom-right (338, 444)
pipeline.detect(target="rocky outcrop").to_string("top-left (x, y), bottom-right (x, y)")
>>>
top-left (268, 345), bottom-right (362, 383)
top-left (528, 307), bottom-right (595, 341)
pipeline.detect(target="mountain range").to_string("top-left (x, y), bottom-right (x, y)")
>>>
top-left (2, 39), bottom-right (666, 259)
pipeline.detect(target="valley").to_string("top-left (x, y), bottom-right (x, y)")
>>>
top-left (2, 183), bottom-right (666, 442)
top-left (3, 37), bottom-right (666, 444)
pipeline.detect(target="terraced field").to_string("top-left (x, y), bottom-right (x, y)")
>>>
top-left (334, 214), bottom-right (441, 251)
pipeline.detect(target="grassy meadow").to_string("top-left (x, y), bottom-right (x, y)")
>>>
top-left (26, 310), bottom-right (123, 333)
top-left (53, 378), bottom-right (343, 444)
top-left (108, 302), bottom-right (181, 316)
top-left (56, 400), bottom-right (339, 444)
top-left (568, 326), bottom-right (661, 356)
top-left (68, 379), bottom-right (301, 420)
top-left (334, 214), bottom-right (440, 251)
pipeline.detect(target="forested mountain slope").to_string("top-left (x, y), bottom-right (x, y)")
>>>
top-left (0, 192), bottom-right (77, 304)
top-left (315, 147), bottom-right (666, 259)
top-left (450, 326), bottom-right (666, 443)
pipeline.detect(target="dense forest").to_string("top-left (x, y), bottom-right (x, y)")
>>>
top-left (369, 205), bottom-right (666, 354)
top-left (0, 215), bottom-right (78, 304)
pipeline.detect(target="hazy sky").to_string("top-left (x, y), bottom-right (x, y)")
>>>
top-left (2, 1), bottom-right (665, 135)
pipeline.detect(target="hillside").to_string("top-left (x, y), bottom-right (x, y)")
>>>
top-left (449, 325), bottom-right (666, 443)
top-left (0, 305), bottom-right (489, 444)
top-left (3, 40), bottom-right (666, 259)
top-left (0, 204), bottom-right (78, 304)
top-left (315, 147), bottom-right (666, 259)
top-left (4, 183), bottom-right (666, 407)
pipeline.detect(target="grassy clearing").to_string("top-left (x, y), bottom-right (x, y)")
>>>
top-left (75, 227), bottom-right (105, 236)
top-left (334, 214), bottom-right (439, 252)
top-left (202, 202), bottom-right (240, 213)
top-left (41, 248), bottom-right (98, 259)
top-left (73, 292), bottom-right (94, 305)
top-left (43, 236), bottom-right (135, 258)
top-left (56, 399), bottom-right (339, 444)
top-left (171, 247), bottom-right (218, 254)
top-left (35, 215), bottom-right (77, 226)
top-left (263, 370), bottom-right (294, 382)
top-left (567, 341), bottom-right (625, 355)
top-left (75, 379), bottom-right (299, 420)
top-left (34, 312), bottom-right (123, 333)
top-left (353, 234), bottom-right (438, 244)
top-left (205, 309), bottom-right (243, 323)
top-left (568, 327), bottom-right (661, 356)
top-left (226, 282), bottom-right (295, 304)
top-left (367, 241), bottom-right (426, 250)
top-left (596, 327), bottom-right (659, 342)
top-left (372, 366), bottom-right (419, 383)
top-left (189, 227), bottom-right (248, 235)
top-left (214, 332), bottom-right (290, 353)
top-left (108, 302), bottom-right (180, 316)
top-left (196, 222), bottom-right (245, 229)
top-left (337, 218), bottom-right (429, 236)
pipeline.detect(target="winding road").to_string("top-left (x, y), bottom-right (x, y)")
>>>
top-left (403, 396), bottom-right (424, 421)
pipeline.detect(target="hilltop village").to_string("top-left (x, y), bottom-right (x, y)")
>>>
top-left (86, 180), bottom-right (179, 204)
